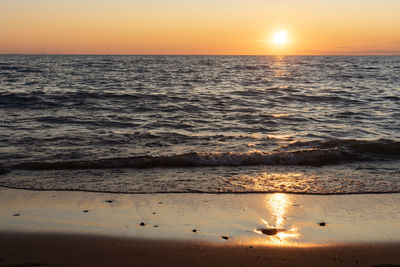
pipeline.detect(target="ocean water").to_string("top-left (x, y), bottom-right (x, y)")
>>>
top-left (0, 55), bottom-right (399, 194)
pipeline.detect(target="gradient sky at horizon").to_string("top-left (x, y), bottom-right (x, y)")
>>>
top-left (1, 0), bottom-right (400, 55)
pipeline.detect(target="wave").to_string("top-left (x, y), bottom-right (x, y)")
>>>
top-left (231, 64), bottom-right (270, 71)
top-left (284, 138), bottom-right (400, 156)
top-left (0, 91), bottom-right (172, 110)
top-left (12, 149), bottom-right (344, 170)
top-left (7, 139), bottom-right (399, 171)
top-left (0, 65), bottom-right (43, 73)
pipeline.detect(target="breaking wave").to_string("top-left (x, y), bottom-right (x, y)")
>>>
top-left (5, 139), bottom-right (399, 171)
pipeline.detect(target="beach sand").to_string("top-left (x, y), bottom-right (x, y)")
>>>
top-left (0, 188), bottom-right (400, 266)
top-left (1, 232), bottom-right (400, 267)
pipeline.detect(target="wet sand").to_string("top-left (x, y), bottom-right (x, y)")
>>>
top-left (0, 188), bottom-right (400, 266)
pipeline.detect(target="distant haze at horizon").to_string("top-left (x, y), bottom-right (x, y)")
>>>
top-left (1, 0), bottom-right (400, 55)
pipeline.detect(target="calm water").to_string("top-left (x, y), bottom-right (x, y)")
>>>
top-left (0, 55), bottom-right (399, 194)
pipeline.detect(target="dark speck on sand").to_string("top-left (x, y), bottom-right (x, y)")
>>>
top-left (13, 214), bottom-right (20, 216)
top-left (83, 210), bottom-right (89, 213)
top-left (319, 222), bottom-right (326, 227)
top-left (221, 236), bottom-right (229, 240)
top-left (105, 200), bottom-right (113, 203)
top-left (139, 222), bottom-right (145, 226)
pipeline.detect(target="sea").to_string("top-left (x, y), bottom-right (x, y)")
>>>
top-left (0, 55), bottom-right (399, 194)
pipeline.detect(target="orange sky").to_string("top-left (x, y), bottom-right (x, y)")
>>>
top-left (1, 0), bottom-right (399, 55)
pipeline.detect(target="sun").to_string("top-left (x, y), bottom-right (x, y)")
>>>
top-left (272, 30), bottom-right (289, 46)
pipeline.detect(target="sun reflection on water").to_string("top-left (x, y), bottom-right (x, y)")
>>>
top-left (272, 55), bottom-right (287, 79)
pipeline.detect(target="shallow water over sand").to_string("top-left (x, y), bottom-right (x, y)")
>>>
top-left (2, 160), bottom-right (400, 194)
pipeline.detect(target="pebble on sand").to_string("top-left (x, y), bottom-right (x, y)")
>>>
top-left (83, 210), bottom-right (89, 213)
top-left (257, 228), bottom-right (279, 236)
top-left (192, 229), bottom-right (197, 233)
top-left (319, 222), bottom-right (326, 226)
top-left (221, 236), bottom-right (229, 240)
top-left (139, 222), bottom-right (145, 226)
top-left (105, 200), bottom-right (113, 203)
top-left (13, 214), bottom-right (20, 216)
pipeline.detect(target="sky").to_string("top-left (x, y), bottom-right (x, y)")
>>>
top-left (1, 0), bottom-right (400, 55)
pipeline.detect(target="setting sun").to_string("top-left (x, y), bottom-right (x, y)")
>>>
top-left (272, 30), bottom-right (289, 46)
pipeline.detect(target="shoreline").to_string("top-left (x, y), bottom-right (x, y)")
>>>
top-left (2, 185), bottom-right (400, 195)
top-left (0, 188), bottom-right (399, 265)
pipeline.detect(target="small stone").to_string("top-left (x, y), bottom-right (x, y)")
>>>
top-left (13, 213), bottom-right (20, 216)
top-left (152, 212), bottom-right (156, 215)
top-left (221, 236), bottom-right (229, 240)
top-left (83, 210), bottom-right (89, 213)
top-left (249, 246), bottom-right (253, 249)
top-left (319, 222), bottom-right (326, 227)
top-left (153, 225), bottom-right (159, 228)
top-left (139, 222), bottom-right (145, 226)
top-left (192, 229), bottom-right (197, 233)
top-left (105, 200), bottom-right (113, 203)
top-left (258, 228), bottom-right (278, 236)
top-left (158, 202), bottom-right (163, 204)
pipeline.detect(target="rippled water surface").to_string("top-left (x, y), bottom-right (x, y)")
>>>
top-left (0, 55), bottom-right (399, 193)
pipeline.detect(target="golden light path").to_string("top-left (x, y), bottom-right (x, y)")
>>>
top-left (254, 193), bottom-right (300, 245)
